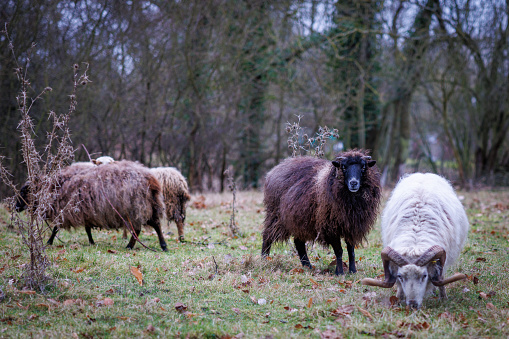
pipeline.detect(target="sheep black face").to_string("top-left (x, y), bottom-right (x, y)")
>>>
top-left (332, 156), bottom-right (376, 193)
top-left (15, 183), bottom-right (30, 212)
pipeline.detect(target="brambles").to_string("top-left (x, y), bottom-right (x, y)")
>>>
top-left (286, 115), bottom-right (339, 158)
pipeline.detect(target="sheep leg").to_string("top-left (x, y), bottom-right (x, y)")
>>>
top-left (294, 238), bottom-right (312, 269)
top-left (85, 225), bottom-right (95, 245)
top-left (438, 286), bottom-right (447, 299)
top-left (330, 241), bottom-right (344, 275)
top-left (126, 229), bottom-right (141, 250)
top-left (346, 242), bottom-right (357, 273)
top-left (261, 231), bottom-right (272, 257)
top-left (148, 219), bottom-right (168, 252)
top-left (47, 226), bottom-right (59, 245)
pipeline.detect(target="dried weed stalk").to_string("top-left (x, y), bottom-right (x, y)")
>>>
top-left (286, 115), bottom-right (339, 158)
top-left (224, 169), bottom-right (239, 238)
top-left (0, 25), bottom-right (90, 291)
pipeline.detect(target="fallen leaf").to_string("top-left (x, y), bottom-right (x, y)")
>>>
top-left (486, 303), bottom-right (496, 310)
top-left (473, 276), bottom-right (480, 284)
top-left (310, 278), bottom-right (320, 287)
top-left (390, 296), bottom-right (399, 306)
top-left (16, 302), bottom-right (27, 310)
top-left (146, 324), bottom-right (155, 333)
top-left (130, 266), bottom-right (143, 286)
top-left (152, 298), bottom-right (161, 303)
top-left (290, 267), bottom-right (304, 274)
top-left (232, 307), bottom-right (241, 314)
top-left (175, 302), bottom-right (188, 313)
top-left (479, 292), bottom-right (488, 300)
top-left (35, 303), bottom-right (50, 309)
top-left (320, 329), bottom-right (342, 339)
top-left (331, 305), bottom-right (355, 317)
top-left (107, 250), bottom-right (117, 254)
top-left (63, 299), bottom-right (75, 306)
top-left (307, 297), bottom-right (313, 308)
top-left (103, 298), bottom-right (114, 306)
top-left (475, 257), bottom-right (487, 262)
top-left (295, 324), bottom-right (303, 329)
top-left (73, 267), bottom-right (84, 273)
top-left (250, 296), bottom-right (257, 304)
top-left (357, 306), bottom-right (373, 320)
top-left (47, 299), bottom-right (60, 306)
top-left (27, 314), bottom-right (38, 321)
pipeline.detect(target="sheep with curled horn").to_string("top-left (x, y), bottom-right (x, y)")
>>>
top-left (361, 173), bottom-right (469, 309)
top-left (16, 160), bottom-right (168, 251)
top-left (262, 149), bottom-right (382, 275)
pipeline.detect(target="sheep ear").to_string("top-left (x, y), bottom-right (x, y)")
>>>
top-left (332, 161), bottom-right (341, 168)
top-left (367, 160), bottom-right (376, 167)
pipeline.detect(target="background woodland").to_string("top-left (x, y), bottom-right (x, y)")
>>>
top-left (1, 0), bottom-right (508, 196)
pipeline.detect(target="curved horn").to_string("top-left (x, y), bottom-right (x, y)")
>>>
top-left (361, 247), bottom-right (408, 288)
top-left (414, 245), bottom-right (446, 267)
top-left (431, 273), bottom-right (467, 286)
top-left (381, 246), bottom-right (410, 266)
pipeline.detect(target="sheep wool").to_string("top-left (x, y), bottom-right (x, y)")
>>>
top-left (150, 167), bottom-right (191, 241)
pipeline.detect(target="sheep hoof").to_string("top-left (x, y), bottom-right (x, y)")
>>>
top-left (178, 236), bottom-right (185, 243)
top-left (349, 269), bottom-right (357, 274)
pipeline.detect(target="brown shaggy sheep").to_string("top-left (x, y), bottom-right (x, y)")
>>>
top-left (16, 160), bottom-right (168, 251)
top-left (149, 167), bottom-right (191, 242)
top-left (261, 149), bottom-right (382, 275)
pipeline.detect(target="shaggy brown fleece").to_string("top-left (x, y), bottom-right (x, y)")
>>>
top-left (150, 167), bottom-right (191, 241)
top-left (262, 149), bottom-right (381, 275)
top-left (46, 160), bottom-right (166, 251)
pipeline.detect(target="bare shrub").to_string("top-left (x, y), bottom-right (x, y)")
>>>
top-left (286, 115), bottom-right (339, 158)
top-left (0, 26), bottom-right (90, 291)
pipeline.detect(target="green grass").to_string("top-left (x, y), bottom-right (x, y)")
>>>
top-left (0, 189), bottom-right (508, 338)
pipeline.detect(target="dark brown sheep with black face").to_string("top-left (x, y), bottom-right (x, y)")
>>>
top-left (261, 149), bottom-right (382, 275)
top-left (16, 160), bottom-right (168, 251)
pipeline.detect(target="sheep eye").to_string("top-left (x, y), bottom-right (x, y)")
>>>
top-left (397, 274), bottom-right (402, 280)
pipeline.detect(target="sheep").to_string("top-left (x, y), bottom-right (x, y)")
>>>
top-left (261, 149), bottom-right (382, 275)
top-left (361, 173), bottom-right (469, 308)
top-left (92, 156), bottom-right (115, 165)
top-left (149, 167), bottom-right (191, 242)
top-left (16, 160), bottom-right (168, 251)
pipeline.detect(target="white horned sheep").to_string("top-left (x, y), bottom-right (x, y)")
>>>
top-left (16, 160), bottom-right (168, 251)
top-left (149, 167), bottom-right (191, 242)
top-left (361, 173), bottom-right (469, 308)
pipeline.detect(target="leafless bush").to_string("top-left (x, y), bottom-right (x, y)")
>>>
top-left (286, 116), bottom-right (339, 158)
top-left (0, 25), bottom-right (90, 291)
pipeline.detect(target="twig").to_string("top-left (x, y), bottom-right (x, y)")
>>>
top-left (209, 256), bottom-right (219, 280)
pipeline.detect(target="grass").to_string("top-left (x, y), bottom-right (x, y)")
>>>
top-left (0, 189), bottom-right (508, 338)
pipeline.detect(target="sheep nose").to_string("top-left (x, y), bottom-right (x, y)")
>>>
top-left (408, 300), bottom-right (419, 309)
top-left (348, 180), bottom-right (360, 192)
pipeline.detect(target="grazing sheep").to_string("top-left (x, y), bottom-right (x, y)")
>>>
top-left (150, 167), bottom-right (191, 242)
top-left (16, 160), bottom-right (168, 251)
top-left (262, 149), bottom-right (382, 275)
top-left (361, 173), bottom-right (469, 308)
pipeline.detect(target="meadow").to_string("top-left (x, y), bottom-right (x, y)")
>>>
top-left (0, 189), bottom-right (508, 338)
